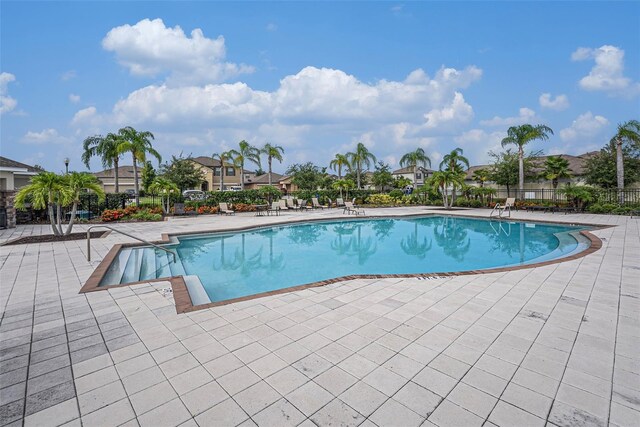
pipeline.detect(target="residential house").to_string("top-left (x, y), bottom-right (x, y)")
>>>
top-left (464, 152), bottom-right (599, 191)
top-left (392, 166), bottom-right (434, 188)
top-left (93, 166), bottom-right (139, 194)
top-left (0, 156), bottom-right (40, 228)
top-left (244, 172), bottom-right (285, 190)
top-left (188, 157), bottom-right (243, 191)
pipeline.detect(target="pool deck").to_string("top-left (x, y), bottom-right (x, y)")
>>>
top-left (0, 207), bottom-right (638, 427)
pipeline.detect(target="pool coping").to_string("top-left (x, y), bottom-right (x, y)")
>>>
top-left (79, 212), bottom-right (611, 313)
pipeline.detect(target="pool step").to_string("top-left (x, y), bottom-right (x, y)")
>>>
top-left (101, 246), bottom-right (184, 286)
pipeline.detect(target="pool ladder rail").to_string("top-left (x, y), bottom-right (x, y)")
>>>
top-left (490, 202), bottom-right (513, 219)
top-left (85, 225), bottom-right (177, 263)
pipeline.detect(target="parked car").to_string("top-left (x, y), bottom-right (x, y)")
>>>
top-left (228, 186), bottom-right (242, 192)
top-left (182, 190), bottom-right (206, 201)
top-left (124, 189), bottom-right (136, 196)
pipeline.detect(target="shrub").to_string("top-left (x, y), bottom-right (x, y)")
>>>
top-left (233, 203), bottom-right (256, 212)
top-left (388, 189), bottom-right (404, 199)
top-left (130, 211), bottom-right (163, 221)
top-left (367, 194), bottom-right (394, 206)
top-left (101, 209), bottom-right (125, 222)
top-left (197, 205), bottom-right (218, 214)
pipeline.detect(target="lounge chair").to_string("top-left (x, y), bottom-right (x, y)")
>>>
top-left (278, 200), bottom-right (290, 211)
top-left (311, 198), bottom-right (327, 209)
top-left (285, 198), bottom-right (298, 210)
top-left (219, 202), bottom-right (235, 215)
top-left (491, 197), bottom-right (515, 218)
top-left (267, 202), bottom-right (280, 216)
top-left (297, 199), bottom-right (308, 210)
top-left (336, 198), bottom-right (345, 208)
top-left (344, 201), bottom-right (365, 216)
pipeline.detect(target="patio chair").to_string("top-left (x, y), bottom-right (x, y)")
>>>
top-left (336, 198), bottom-right (346, 208)
top-left (173, 203), bottom-right (186, 216)
top-left (297, 199), bottom-right (308, 210)
top-left (278, 200), bottom-right (290, 211)
top-left (267, 202), bottom-right (281, 216)
top-left (311, 197), bottom-right (327, 209)
top-left (219, 202), bottom-right (235, 215)
top-left (491, 197), bottom-right (515, 218)
top-left (344, 201), bottom-right (365, 216)
top-left (285, 198), bottom-right (299, 210)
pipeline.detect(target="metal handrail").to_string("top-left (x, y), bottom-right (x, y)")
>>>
top-left (86, 225), bottom-right (176, 263)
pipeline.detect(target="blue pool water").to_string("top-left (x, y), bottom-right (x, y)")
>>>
top-left (98, 216), bottom-right (589, 303)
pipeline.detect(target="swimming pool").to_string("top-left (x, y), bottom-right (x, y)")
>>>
top-left (96, 216), bottom-right (592, 305)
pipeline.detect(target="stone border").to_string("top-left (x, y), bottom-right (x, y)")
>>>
top-left (79, 213), bottom-right (609, 314)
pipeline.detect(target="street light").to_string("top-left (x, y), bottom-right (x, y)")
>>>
top-left (64, 158), bottom-right (70, 174)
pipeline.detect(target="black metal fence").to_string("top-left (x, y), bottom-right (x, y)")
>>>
top-left (493, 188), bottom-right (640, 205)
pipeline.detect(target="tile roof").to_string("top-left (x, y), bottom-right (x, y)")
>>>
top-left (0, 156), bottom-right (40, 172)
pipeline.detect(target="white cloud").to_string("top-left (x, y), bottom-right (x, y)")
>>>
top-left (480, 107), bottom-right (537, 127)
top-left (69, 94), bottom-right (81, 103)
top-left (559, 112), bottom-right (609, 141)
top-left (266, 23), bottom-right (277, 32)
top-left (539, 93), bottom-right (569, 111)
top-left (454, 129), bottom-right (505, 164)
top-left (0, 72), bottom-right (17, 115)
top-left (61, 70), bottom-right (77, 81)
top-left (71, 106), bottom-right (98, 126)
top-left (424, 92), bottom-right (474, 129)
top-left (102, 18), bottom-right (254, 85)
top-left (22, 128), bottom-right (72, 145)
top-left (571, 45), bottom-right (639, 96)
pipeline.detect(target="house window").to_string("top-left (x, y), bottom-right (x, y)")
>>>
top-left (416, 173), bottom-right (422, 180)
top-left (226, 167), bottom-right (236, 176)
top-left (213, 167), bottom-right (221, 176)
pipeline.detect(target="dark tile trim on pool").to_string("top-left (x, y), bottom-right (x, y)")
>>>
top-left (80, 218), bottom-right (608, 314)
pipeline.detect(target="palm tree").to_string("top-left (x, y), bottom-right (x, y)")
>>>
top-left (501, 124), bottom-right (554, 197)
top-left (542, 156), bottom-right (571, 189)
top-left (440, 148), bottom-right (470, 172)
top-left (212, 151), bottom-right (232, 191)
top-left (400, 148), bottom-right (431, 189)
top-left (149, 176), bottom-right (179, 213)
top-left (471, 168), bottom-right (491, 188)
top-left (440, 148), bottom-right (469, 202)
top-left (82, 133), bottom-right (123, 192)
top-left (428, 170), bottom-right (465, 209)
top-left (611, 120), bottom-right (640, 203)
top-left (63, 172), bottom-right (105, 235)
top-left (329, 154), bottom-right (350, 179)
top-left (228, 140), bottom-right (260, 190)
top-left (260, 143), bottom-right (284, 185)
top-left (15, 172), bottom-right (66, 235)
top-left (332, 178), bottom-right (355, 199)
top-left (346, 143), bottom-right (376, 189)
top-left (116, 127), bottom-right (161, 205)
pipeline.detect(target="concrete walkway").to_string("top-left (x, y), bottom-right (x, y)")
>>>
top-left (0, 207), bottom-right (638, 426)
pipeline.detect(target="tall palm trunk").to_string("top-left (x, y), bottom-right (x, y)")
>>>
top-left (356, 162), bottom-right (361, 189)
top-left (413, 165), bottom-right (417, 189)
top-left (518, 146), bottom-right (524, 199)
top-left (114, 158), bottom-right (120, 193)
top-left (219, 165), bottom-right (225, 191)
top-left (56, 203), bottom-right (63, 235)
top-left (132, 153), bottom-right (140, 205)
top-left (240, 165), bottom-right (245, 190)
top-left (65, 201), bottom-right (78, 235)
top-left (616, 137), bottom-right (625, 204)
top-left (268, 157), bottom-right (273, 186)
top-left (338, 165), bottom-right (342, 180)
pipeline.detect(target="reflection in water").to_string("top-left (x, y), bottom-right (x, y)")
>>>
top-left (372, 219), bottom-right (395, 242)
top-left (400, 221), bottom-right (432, 259)
top-left (288, 224), bottom-right (327, 245)
top-left (330, 223), bottom-right (377, 265)
top-left (433, 216), bottom-right (471, 261)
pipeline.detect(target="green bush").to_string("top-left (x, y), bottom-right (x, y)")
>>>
top-left (388, 189), bottom-right (404, 199)
top-left (130, 211), bottom-right (163, 221)
top-left (367, 194), bottom-right (395, 205)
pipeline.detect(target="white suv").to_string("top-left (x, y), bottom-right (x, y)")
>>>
top-left (182, 190), bottom-right (206, 200)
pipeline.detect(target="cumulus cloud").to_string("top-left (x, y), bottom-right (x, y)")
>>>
top-left (539, 93), bottom-right (569, 111)
top-left (0, 72), bottom-right (17, 115)
top-left (102, 18), bottom-right (254, 85)
top-left (571, 45), bottom-right (639, 96)
top-left (480, 107), bottom-right (537, 127)
top-left (266, 23), bottom-right (278, 32)
top-left (71, 64), bottom-right (483, 167)
top-left (454, 129), bottom-right (505, 164)
top-left (69, 94), bottom-right (81, 103)
top-left (22, 128), bottom-right (72, 145)
top-left (559, 112), bottom-right (609, 141)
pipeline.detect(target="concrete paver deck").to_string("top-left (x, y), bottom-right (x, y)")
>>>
top-left (0, 207), bottom-right (638, 426)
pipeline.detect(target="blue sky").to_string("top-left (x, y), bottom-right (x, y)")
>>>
top-left (1, 1), bottom-right (639, 174)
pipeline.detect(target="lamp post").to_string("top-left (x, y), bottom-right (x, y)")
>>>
top-left (64, 158), bottom-right (70, 174)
